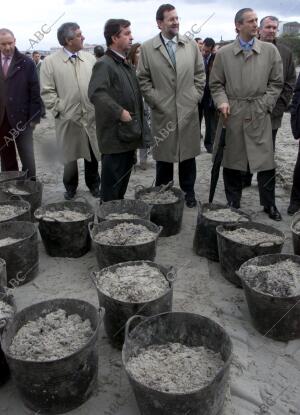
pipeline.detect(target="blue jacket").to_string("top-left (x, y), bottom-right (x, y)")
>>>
top-left (0, 48), bottom-right (41, 129)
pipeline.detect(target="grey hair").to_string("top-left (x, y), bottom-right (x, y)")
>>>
top-left (57, 22), bottom-right (80, 46)
top-left (0, 28), bottom-right (15, 38)
top-left (234, 8), bottom-right (254, 25)
top-left (260, 16), bottom-right (279, 29)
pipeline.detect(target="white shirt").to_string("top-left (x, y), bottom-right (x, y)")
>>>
top-left (161, 34), bottom-right (177, 54)
top-left (110, 48), bottom-right (126, 60)
top-left (63, 48), bottom-right (78, 58)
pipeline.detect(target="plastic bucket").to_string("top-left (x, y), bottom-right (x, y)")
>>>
top-left (135, 186), bottom-right (185, 237)
top-left (89, 219), bottom-right (162, 269)
top-left (122, 312), bottom-right (232, 415)
top-left (0, 221), bottom-right (39, 287)
top-left (90, 260), bottom-right (175, 349)
top-left (291, 212), bottom-right (300, 255)
top-left (0, 199), bottom-right (31, 224)
top-left (0, 258), bottom-right (6, 286)
top-left (0, 287), bottom-right (16, 386)
top-left (1, 298), bottom-right (104, 414)
top-left (237, 254), bottom-right (300, 341)
top-left (96, 199), bottom-right (151, 222)
top-left (216, 222), bottom-right (285, 287)
top-left (35, 201), bottom-right (94, 258)
top-left (193, 203), bottom-right (251, 262)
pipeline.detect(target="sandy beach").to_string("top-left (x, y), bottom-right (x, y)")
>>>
top-left (0, 109), bottom-right (299, 415)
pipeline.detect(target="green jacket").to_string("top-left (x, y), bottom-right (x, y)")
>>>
top-left (88, 49), bottom-right (147, 154)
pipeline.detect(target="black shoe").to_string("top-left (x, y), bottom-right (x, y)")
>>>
top-left (287, 204), bottom-right (300, 216)
top-left (64, 190), bottom-right (76, 200)
top-left (264, 205), bottom-right (282, 221)
top-left (90, 187), bottom-right (101, 198)
top-left (185, 195), bottom-right (197, 208)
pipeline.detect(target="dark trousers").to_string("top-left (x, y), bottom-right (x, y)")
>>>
top-left (63, 144), bottom-right (100, 193)
top-left (198, 103), bottom-right (218, 152)
top-left (155, 158), bottom-right (196, 196)
top-left (0, 112), bottom-right (36, 177)
top-left (223, 167), bottom-right (276, 208)
top-left (100, 150), bottom-right (135, 202)
top-left (290, 141), bottom-right (300, 207)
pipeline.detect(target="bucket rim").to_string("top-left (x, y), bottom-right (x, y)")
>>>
top-left (34, 201), bottom-right (94, 222)
top-left (96, 198), bottom-right (151, 220)
top-left (0, 220), bottom-right (37, 243)
top-left (0, 200), bottom-right (31, 222)
top-left (90, 260), bottom-right (175, 305)
top-left (89, 219), bottom-right (162, 247)
top-left (2, 298), bottom-right (104, 364)
top-left (0, 171), bottom-right (27, 183)
top-left (216, 221), bottom-right (285, 247)
top-left (0, 179), bottom-right (43, 195)
top-left (122, 311), bottom-right (233, 396)
top-left (238, 253), bottom-right (300, 300)
top-left (135, 186), bottom-right (185, 205)
top-left (291, 212), bottom-right (300, 235)
top-left (199, 203), bottom-right (251, 223)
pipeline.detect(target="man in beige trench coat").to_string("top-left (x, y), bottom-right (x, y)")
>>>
top-left (210, 8), bottom-right (283, 220)
top-left (137, 4), bottom-right (205, 207)
top-left (41, 22), bottom-right (100, 200)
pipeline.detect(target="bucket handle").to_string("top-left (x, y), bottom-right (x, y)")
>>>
top-left (158, 226), bottom-right (164, 236)
top-left (88, 221), bottom-right (94, 235)
top-left (98, 306), bottom-right (105, 321)
top-left (166, 266), bottom-right (177, 286)
top-left (90, 270), bottom-right (98, 287)
top-left (125, 315), bottom-right (146, 341)
top-left (8, 194), bottom-right (25, 202)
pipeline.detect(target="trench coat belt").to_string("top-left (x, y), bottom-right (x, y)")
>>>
top-left (227, 95), bottom-right (265, 124)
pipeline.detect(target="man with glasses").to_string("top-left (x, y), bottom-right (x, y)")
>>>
top-left (138, 3), bottom-right (205, 208)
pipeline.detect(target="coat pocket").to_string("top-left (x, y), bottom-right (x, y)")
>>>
top-left (118, 115), bottom-right (142, 143)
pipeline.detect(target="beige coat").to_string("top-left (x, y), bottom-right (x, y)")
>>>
top-left (210, 38), bottom-right (283, 173)
top-left (137, 34), bottom-right (205, 163)
top-left (40, 49), bottom-right (100, 164)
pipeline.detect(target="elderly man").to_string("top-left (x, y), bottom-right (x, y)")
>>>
top-left (89, 19), bottom-right (147, 202)
top-left (210, 8), bottom-right (283, 220)
top-left (0, 28), bottom-right (41, 176)
top-left (242, 15), bottom-right (296, 188)
top-left (40, 22), bottom-right (100, 200)
top-left (138, 4), bottom-right (205, 207)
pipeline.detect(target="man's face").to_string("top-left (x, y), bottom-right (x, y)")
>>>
top-left (66, 28), bottom-right (85, 52)
top-left (113, 26), bottom-right (133, 53)
top-left (259, 18), bottom-right (278, 42)
top-left (202, 44), bottom-right (213, 58)
top-left (158, 9), bottom-right (180, 38)
top-left (0, 32), bottom-right (16, 57)
top-left (236, 11), bottom-right (258, 39)
top-left (196, 39), bottom-right (204, 51)
top-left (32, 53), bottom-right (40, 63)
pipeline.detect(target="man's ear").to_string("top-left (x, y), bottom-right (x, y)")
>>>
top-left (157, 20), bottom-right (163, 31)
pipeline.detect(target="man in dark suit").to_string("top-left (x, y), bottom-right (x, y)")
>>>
top-left (0, 28), bottom-right (41, 177)
top-left (198, 37), bottom-right (218, 153)
top-left (289, 73), bottom-right (300, 215)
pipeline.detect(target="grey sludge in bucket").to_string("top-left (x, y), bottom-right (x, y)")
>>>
top-left (122, 312), bottom-right (232, 415)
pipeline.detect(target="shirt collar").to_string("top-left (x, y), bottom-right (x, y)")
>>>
top-left (238, 37), bottom-right (255, 48)
top-left (63, 48), bottom-right (78, 58)
top-left (161, 33), bottom-right (178, 45)
top-left (109, 48), bottom-right (126, 60)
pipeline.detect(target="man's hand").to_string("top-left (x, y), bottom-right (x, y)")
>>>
top-left (120, 110), bottom-right (132, 122)
top-left (218, 103), bottom-right (230, 120)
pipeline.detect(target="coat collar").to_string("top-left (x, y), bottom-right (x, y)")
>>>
top-left (233, 37), bottom-right (261, 55)
top-left (152, 33), bottom-right (188, 49)
top-left (60, 48), bottom-right (85, 63)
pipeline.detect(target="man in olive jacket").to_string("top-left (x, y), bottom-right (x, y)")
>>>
top-left (89, 19), bottom-right (145, 202)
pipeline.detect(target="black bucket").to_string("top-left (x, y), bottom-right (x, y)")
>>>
top-left (0, 199), bottom-right (31, 224)
top-left (0, 221), bottom-right (39, 287)
top-left (135, 186), bottom-right (185, 237)
top-left (89, 219), bottom-right (162, 269)
top-left (216, 222), bottom-right (285, 287)
top-left (0, 171), bottom-right (27, 184)
top-left (90, 260), bottom-right (175, 349)
top-left (1, 299), bottom-right (104, 414)
top-left (0, 286), bottom-right (16, 386)
top-left (0, 258), bottom-right (6, 286)
top-left (193, 202), bottom-right (251, 262)
top-left (96, 199), bottom-right (151, 222)
top-left (237, 254), bottom-right (300, 341)
top-left (291, 212), bottom-right (300, 255)
top-left (122, 312), bottom-right (232, 415)
top-left (35, 201), bottom-right (94, 258)
top-left (0, 179), bottom-right (43, 220)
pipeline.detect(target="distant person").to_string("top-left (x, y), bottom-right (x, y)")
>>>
top-left (242, 15), bottom-right (296, 188)
top-left (0, 28), bottom-right (41, 176)
top-left (210, 8), bottom-right (283, 220)
top-left (40, 54), bottom-right (45, 61)
top-left (195, 37), bottom-right (203, 52)
top-left (288, 73), bottom-right (300, 215)
top-left (89, 19), bottom-right (147, 202)
top-left (127, 42), bottom-right (151, 170)
top-left (41, 22), bottom-right (101, 200)
top-left (198, 37), bottom-right (218, 153)
top-left (138, 4), bottom-right (205, 208)
top-left (25, 51), bottom-right (32, 58)
top-left (94, 45), bottom-right (104, 60)
top-left (32, 50), bottom-right (46, 117)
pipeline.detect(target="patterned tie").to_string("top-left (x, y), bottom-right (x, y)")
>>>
top-left (2, 56), bottom-right (10, 78)
top-left (166, 40), bottom-right (176, 67)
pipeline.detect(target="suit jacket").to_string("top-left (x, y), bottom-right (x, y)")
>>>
top-left (0, 48), bottom-right (41, 129)
top-left (290, 73), bottom-right (300, 139)
top-left (201, 53), bottom-right (216, 108)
